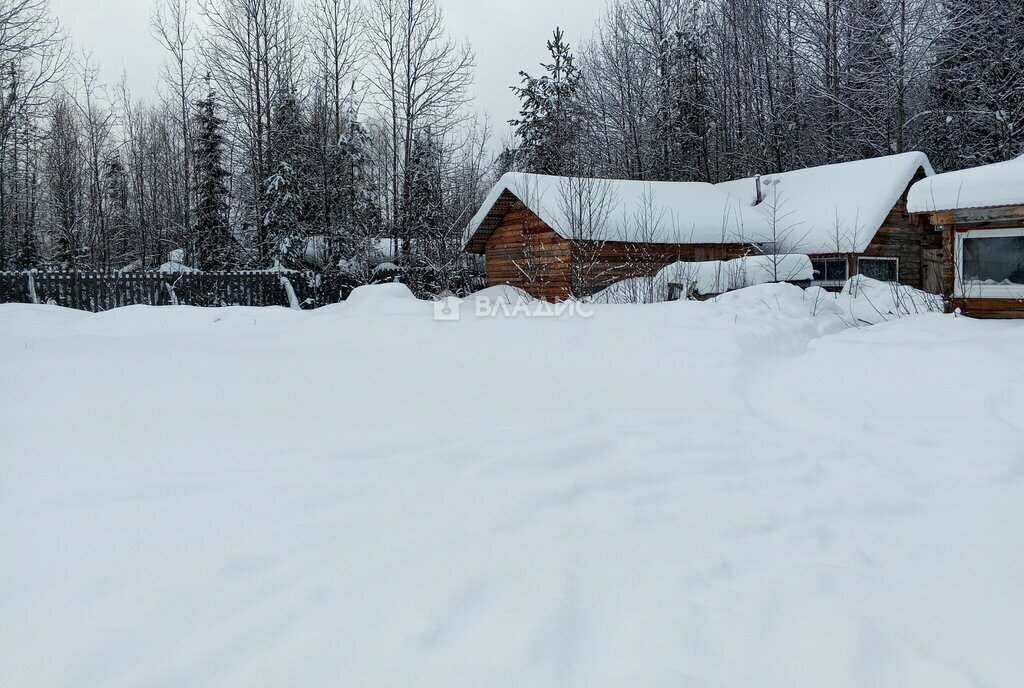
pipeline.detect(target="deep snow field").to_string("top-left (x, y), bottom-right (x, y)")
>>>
top-left (2, 281), bottom-right (1024, 688)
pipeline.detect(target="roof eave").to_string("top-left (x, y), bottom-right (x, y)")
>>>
top-left (919, 203), bottom-right (1024, 225)
top-left (463, 188), bottom-right (524, 254)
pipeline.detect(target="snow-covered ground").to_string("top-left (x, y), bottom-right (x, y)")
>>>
top-left (2, 283), bottom-right (1023, 688)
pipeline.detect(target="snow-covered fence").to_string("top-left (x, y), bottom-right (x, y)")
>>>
top-left (0, 271), bottom-right (160, 310)
top-left (0, 270), bottom-right (352, 312)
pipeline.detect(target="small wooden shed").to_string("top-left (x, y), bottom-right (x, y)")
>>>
top-left (908, 155), bottom-right (1024, 317)
top-left (715, 152), bottom-right (939, 292)
top-left (464, 174), bottom-right (753, 300)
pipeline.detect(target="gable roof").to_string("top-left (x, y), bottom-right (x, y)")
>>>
top-left (714, 152), bottom-right (933, 254)
top-left (466, 154), bottom-right (932, 255)
top-left (465, 173), bottom-right (751, 253)
top-left (907, 155), bottom-right (1024, 214)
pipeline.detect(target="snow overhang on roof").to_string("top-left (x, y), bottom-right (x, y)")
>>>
top-left (907, 155), bottom-right (1024, 214)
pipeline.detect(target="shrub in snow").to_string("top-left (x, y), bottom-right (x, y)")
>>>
top-left (157, 248), bottom-right (197, 274)
top-left (590, 275), bottom-right (662, 304)
top-left (840, 275), bottom-right (943, 323)
top-left (372, 262), bottom-right (400, 274)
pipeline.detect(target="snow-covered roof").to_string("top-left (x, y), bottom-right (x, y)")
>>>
top-left (907, 155), bottom-right (1024, 213)
top-left (466, 172), bottom-right (752, 251)
top-left (715, 152), bottom-right (932, 254)
top-left (467, 155), bottom-right (931, 255)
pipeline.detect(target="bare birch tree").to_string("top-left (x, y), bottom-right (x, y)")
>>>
top-left (152, 0), bottom-right (198, 237)
top-left (363, 0), bottom-right (474, 258)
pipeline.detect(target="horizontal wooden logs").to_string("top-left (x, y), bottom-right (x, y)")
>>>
top-left (930, 205), bottom-right (1024, 226)
top-left (950, 298), bottom-right (1024, 318)
top-left (482, 204), bottom-right (574, 298)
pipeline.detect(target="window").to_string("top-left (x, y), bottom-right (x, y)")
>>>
top-left (810, 257), bottom-right (848, 286)
top-left (858, 257), bottom-right (899, 283)
top-left (956, 228), bottom-right (1024, 298)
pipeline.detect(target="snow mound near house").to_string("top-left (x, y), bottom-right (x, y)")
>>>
top-left (3, 295), bottom-right (1023, 688)
top-left (592, 254), bottom-right (812, 304)
top-left (468, 285), bottom-right (534, 306)
top-left (341, 283), bottom-right (427, 318)
top-left (346, 282), bottom-right (417, 305)
top-left (839, 274), bottom-right (944, 323)
top-left (710, 277), bottom-right (942, 328)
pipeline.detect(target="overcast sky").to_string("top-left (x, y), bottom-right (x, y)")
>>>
top-left (49, 0), bottom-right (603, 145)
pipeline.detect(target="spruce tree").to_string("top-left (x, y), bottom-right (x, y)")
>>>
top-left (510, 27), bottom-right (584, 175)
top-left (264, 85), bottom-right (312, 267)
top-left (102, 152), bottom-right (130, 267)
top-left (192, 78), bottom-right (232, 270)
top-left (405, 130), bottom-right (444, 246)
top-left (336, 102), bottom-right (379, 256)
top-left (12, 225), bottom-right (41, 269)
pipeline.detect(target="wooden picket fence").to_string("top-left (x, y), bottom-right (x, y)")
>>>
top-left (0, 270), bottom-right (353, 312)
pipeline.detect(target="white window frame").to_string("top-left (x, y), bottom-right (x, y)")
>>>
top-left (857, 256), bottom-right (899, 283)
top-left (955, 227), bottom-right (1024, 299)
top-left (810, 256), bottom-right (848, 288)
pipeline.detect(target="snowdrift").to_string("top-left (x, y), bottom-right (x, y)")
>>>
top-left (2, 288), bottom-right (1022, 688)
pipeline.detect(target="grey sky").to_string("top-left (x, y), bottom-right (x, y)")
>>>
top-left (49, 0), bottom-right (603, 145)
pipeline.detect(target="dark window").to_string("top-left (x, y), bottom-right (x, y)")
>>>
top-left (858, 258), bottom-right (899, 282)
top-left (811, 257), bottom-right (848, 283)
top-left (962, 236), bottom-right (1024, 286)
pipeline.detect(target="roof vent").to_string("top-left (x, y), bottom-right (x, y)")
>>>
top-left (755, 176), bottom-right (780, 205)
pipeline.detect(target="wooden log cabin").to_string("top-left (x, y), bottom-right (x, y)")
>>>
top-left (464, 175), bottom-right (757, 300)
top-left (466, 154), bottom-right (939, 301)
top-left (908, 155), bottom-right (1024, 318)
top-left (714, 152), bottom-right (940, 293)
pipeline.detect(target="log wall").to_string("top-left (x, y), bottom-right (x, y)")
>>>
top-left (576, 241), bottom-right (751, 296)
top-left (859, 186), bottom-right (943, 290)
top-left (481, 199), bottom-right (753, 300)
top-left (483, 203), bottom-right (574, 301)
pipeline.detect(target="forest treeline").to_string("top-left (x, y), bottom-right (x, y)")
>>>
top-left (1, 0), bottom-right (1021, 294)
